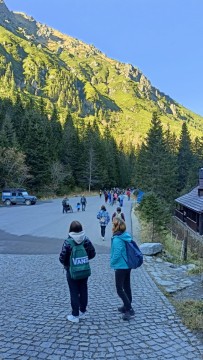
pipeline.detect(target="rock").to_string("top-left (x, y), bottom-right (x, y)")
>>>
top-left (140, 242), bottom-right (163, 255)
top-left (180, 264), bottom-right (197, 271)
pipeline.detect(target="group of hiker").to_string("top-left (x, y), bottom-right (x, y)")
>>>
top-left (62, 188), bottom-right (131, 214)
top-left (59, 191), bottom-right (136, 324)
top-left (62, 195), bottom-right (87, 213)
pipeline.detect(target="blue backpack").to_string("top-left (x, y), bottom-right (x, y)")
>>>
top-left (124, 240), bottom-right (143, 269)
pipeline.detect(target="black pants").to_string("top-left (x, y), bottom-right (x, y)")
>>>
top-left (66, 271), bottom-right (88, 316)
top-left (101, 225), bottom-right (106, 237)
top-left (81, 203), bottom-right (86, 211)
top-left (115, 269), bottom-right (132, 311)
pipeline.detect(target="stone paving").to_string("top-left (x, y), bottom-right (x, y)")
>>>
top-left (0, 253), bottom-right (203, 360)
top-left (143, 255), bottom-right (203, 294)
top-left (0, 197), bottom-right (203, 359)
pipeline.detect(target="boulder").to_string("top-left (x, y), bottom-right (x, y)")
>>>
top-left (140, 242), bottom-right (163, 256)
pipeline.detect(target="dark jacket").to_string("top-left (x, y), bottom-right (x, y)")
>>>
top-left (59, 234), bottom-right (96, 269)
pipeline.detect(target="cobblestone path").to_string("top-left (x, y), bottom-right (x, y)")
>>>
top-left (0, 196), bottom-right (202, 359)
top-left (0, 253), bottom-right (202, 360)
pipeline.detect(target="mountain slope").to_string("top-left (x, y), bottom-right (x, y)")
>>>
top-left (0, 0), bottom-right (202, 144)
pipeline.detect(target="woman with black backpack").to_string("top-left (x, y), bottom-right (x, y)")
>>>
top-left (59, 221), bottom-right (96, 323)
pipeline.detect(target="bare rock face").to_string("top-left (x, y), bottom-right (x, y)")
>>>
top-left (0, 0), bottom-right (14, 26)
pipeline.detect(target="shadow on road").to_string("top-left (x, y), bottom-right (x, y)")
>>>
top-left (0, 230), bottom-right (110, 255)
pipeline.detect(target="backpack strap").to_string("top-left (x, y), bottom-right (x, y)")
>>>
top-left (67, 238), bottom-right (75, 249)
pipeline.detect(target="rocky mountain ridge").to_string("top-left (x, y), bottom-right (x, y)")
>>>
top-left (0, 0), bottom-right (202, 143)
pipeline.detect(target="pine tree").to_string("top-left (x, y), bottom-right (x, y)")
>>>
top-left (135, 112), bottom-right (178, 205)
top-left (49, 106), bottom-right (63, 161)
top-left (61, 113), bottom-right (81, 186)
top-left (0, 113), bottom-right (17, 148)
top-left (103, 125), bottom-right (119, 187)
top-left (11, 94), bottom-right (25, 145)
top-left (23, 108), bottom-right (51, 190)
top-left (186, 136), bottom-right (203, 190)
top-left (177, 122), bottom-right (193, 192)
top-left (139, 192), bottom-right (170, 241)
top-left (79, 122), bottom-right (102, 190)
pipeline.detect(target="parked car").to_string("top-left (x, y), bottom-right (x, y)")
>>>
top-left (2, 188), bottom-right (37, 206)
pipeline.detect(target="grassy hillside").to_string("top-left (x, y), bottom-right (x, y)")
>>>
top-left (0, 6), bottom-right (202, 145)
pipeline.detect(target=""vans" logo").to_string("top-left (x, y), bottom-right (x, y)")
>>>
top-left (72, 256), bottom-right (89, 265)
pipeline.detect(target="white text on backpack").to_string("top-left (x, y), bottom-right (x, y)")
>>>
top-left (72, 256), bottom-right (89, 265)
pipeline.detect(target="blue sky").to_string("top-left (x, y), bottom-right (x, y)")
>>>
top-left (5, 0), bottom-right (203, 116)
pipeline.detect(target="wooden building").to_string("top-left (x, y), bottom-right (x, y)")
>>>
top-left (175, 168), bottom-right (203, 235)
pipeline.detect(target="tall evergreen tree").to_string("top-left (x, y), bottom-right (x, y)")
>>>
top-left (79, 122), bottom-right (102, 190)
top-left (177, 122), bottom-right (193, 192)
top-left (0, 113), bottom-right (17, 148)
top-left (11, 94), bottom-right (25, 145)
top-left (103, 125), bottom-right (119, 187)
top-left (23, 108), bottom-right (51, 190)
top-left (186, 136), bottom-right (203, 190)
top-left (49, 106), bottom-right (63, 161)
top-left (61, 113), bottom-right (81, 186)
top-left (139, 192), bottom-right (170, 241)
top-left (135, 112), bottom-right (178, 204)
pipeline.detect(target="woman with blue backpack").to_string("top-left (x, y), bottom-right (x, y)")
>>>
top-left (59, 221), bottom-right (96, 323)
top-left (110, 217), bottom-right (135, 321)
top-left (97, 205), bottom-right (110, 241)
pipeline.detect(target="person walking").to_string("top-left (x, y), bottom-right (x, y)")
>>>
top-left (110, 217), bottom-right (135, 321)
top-left (62, 196), bottom-right (69, 213)
top-left (112, 206), bottom-right (125, 222)
top-left (76, 202), bottom-right (81, 211)
top-left (59, 221), bottom-right (96, 323)
top-left (80, 195), bottom-right (87, 211)
top-left (104, 191), bottom-right (108, 203)
top-left (126, 189), bottom-right (131, 201)
top-left (97, 205), bottom-right (110, 241)
top-left (119, 193), bottom-right (124, 207)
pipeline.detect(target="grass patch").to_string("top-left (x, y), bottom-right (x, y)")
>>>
top-left (134, 206), bottom-right (202, 265)
top-left (172, 300), bottom-right (203, 331)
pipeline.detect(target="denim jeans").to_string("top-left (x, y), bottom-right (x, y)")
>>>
top-left (115, 269), bottom-right (132, 311)
top-left (66, 271), bottom-right (88, 316)
top-left (100, 225), bottom-right (106, 237)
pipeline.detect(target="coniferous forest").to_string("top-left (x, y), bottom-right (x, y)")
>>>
top-left (0, 94), bottom-right (137, 195)
top-left (1, 91), bottom-right (203, 213)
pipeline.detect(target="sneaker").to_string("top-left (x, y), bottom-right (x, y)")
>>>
top-left (129, 308), bottom-right (135, 316)
top-left (122, 311), bottom-right (132, 321)
top-left (67, 315), bottom-right (79, 323)
top-left (118, 306), bottom-right (126, 313)
top-left (79, 311), bottom-right (86, 319)
top-left (101, 236), bottom-right (105, 241)
top-left (118, 307), bottom-right (135, 316)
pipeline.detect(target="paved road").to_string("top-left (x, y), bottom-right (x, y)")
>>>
top-left (0, 196), bottom-right (202, 360)
top-left (0, 196), bottom-right (132, 254)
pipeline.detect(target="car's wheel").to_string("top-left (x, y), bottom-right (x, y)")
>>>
top-left (5, 199), bottom-right (11, 206)
top-left (25, 200), bottom-right (31, 206)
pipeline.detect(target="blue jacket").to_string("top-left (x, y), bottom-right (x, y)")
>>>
top-left (97, 210), bottom-right (110, 226)
top-left (110, 231), bottom-right (132, 269)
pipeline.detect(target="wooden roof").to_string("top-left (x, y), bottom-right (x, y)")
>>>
top-left (175, 186), bottom-right (203, 212)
